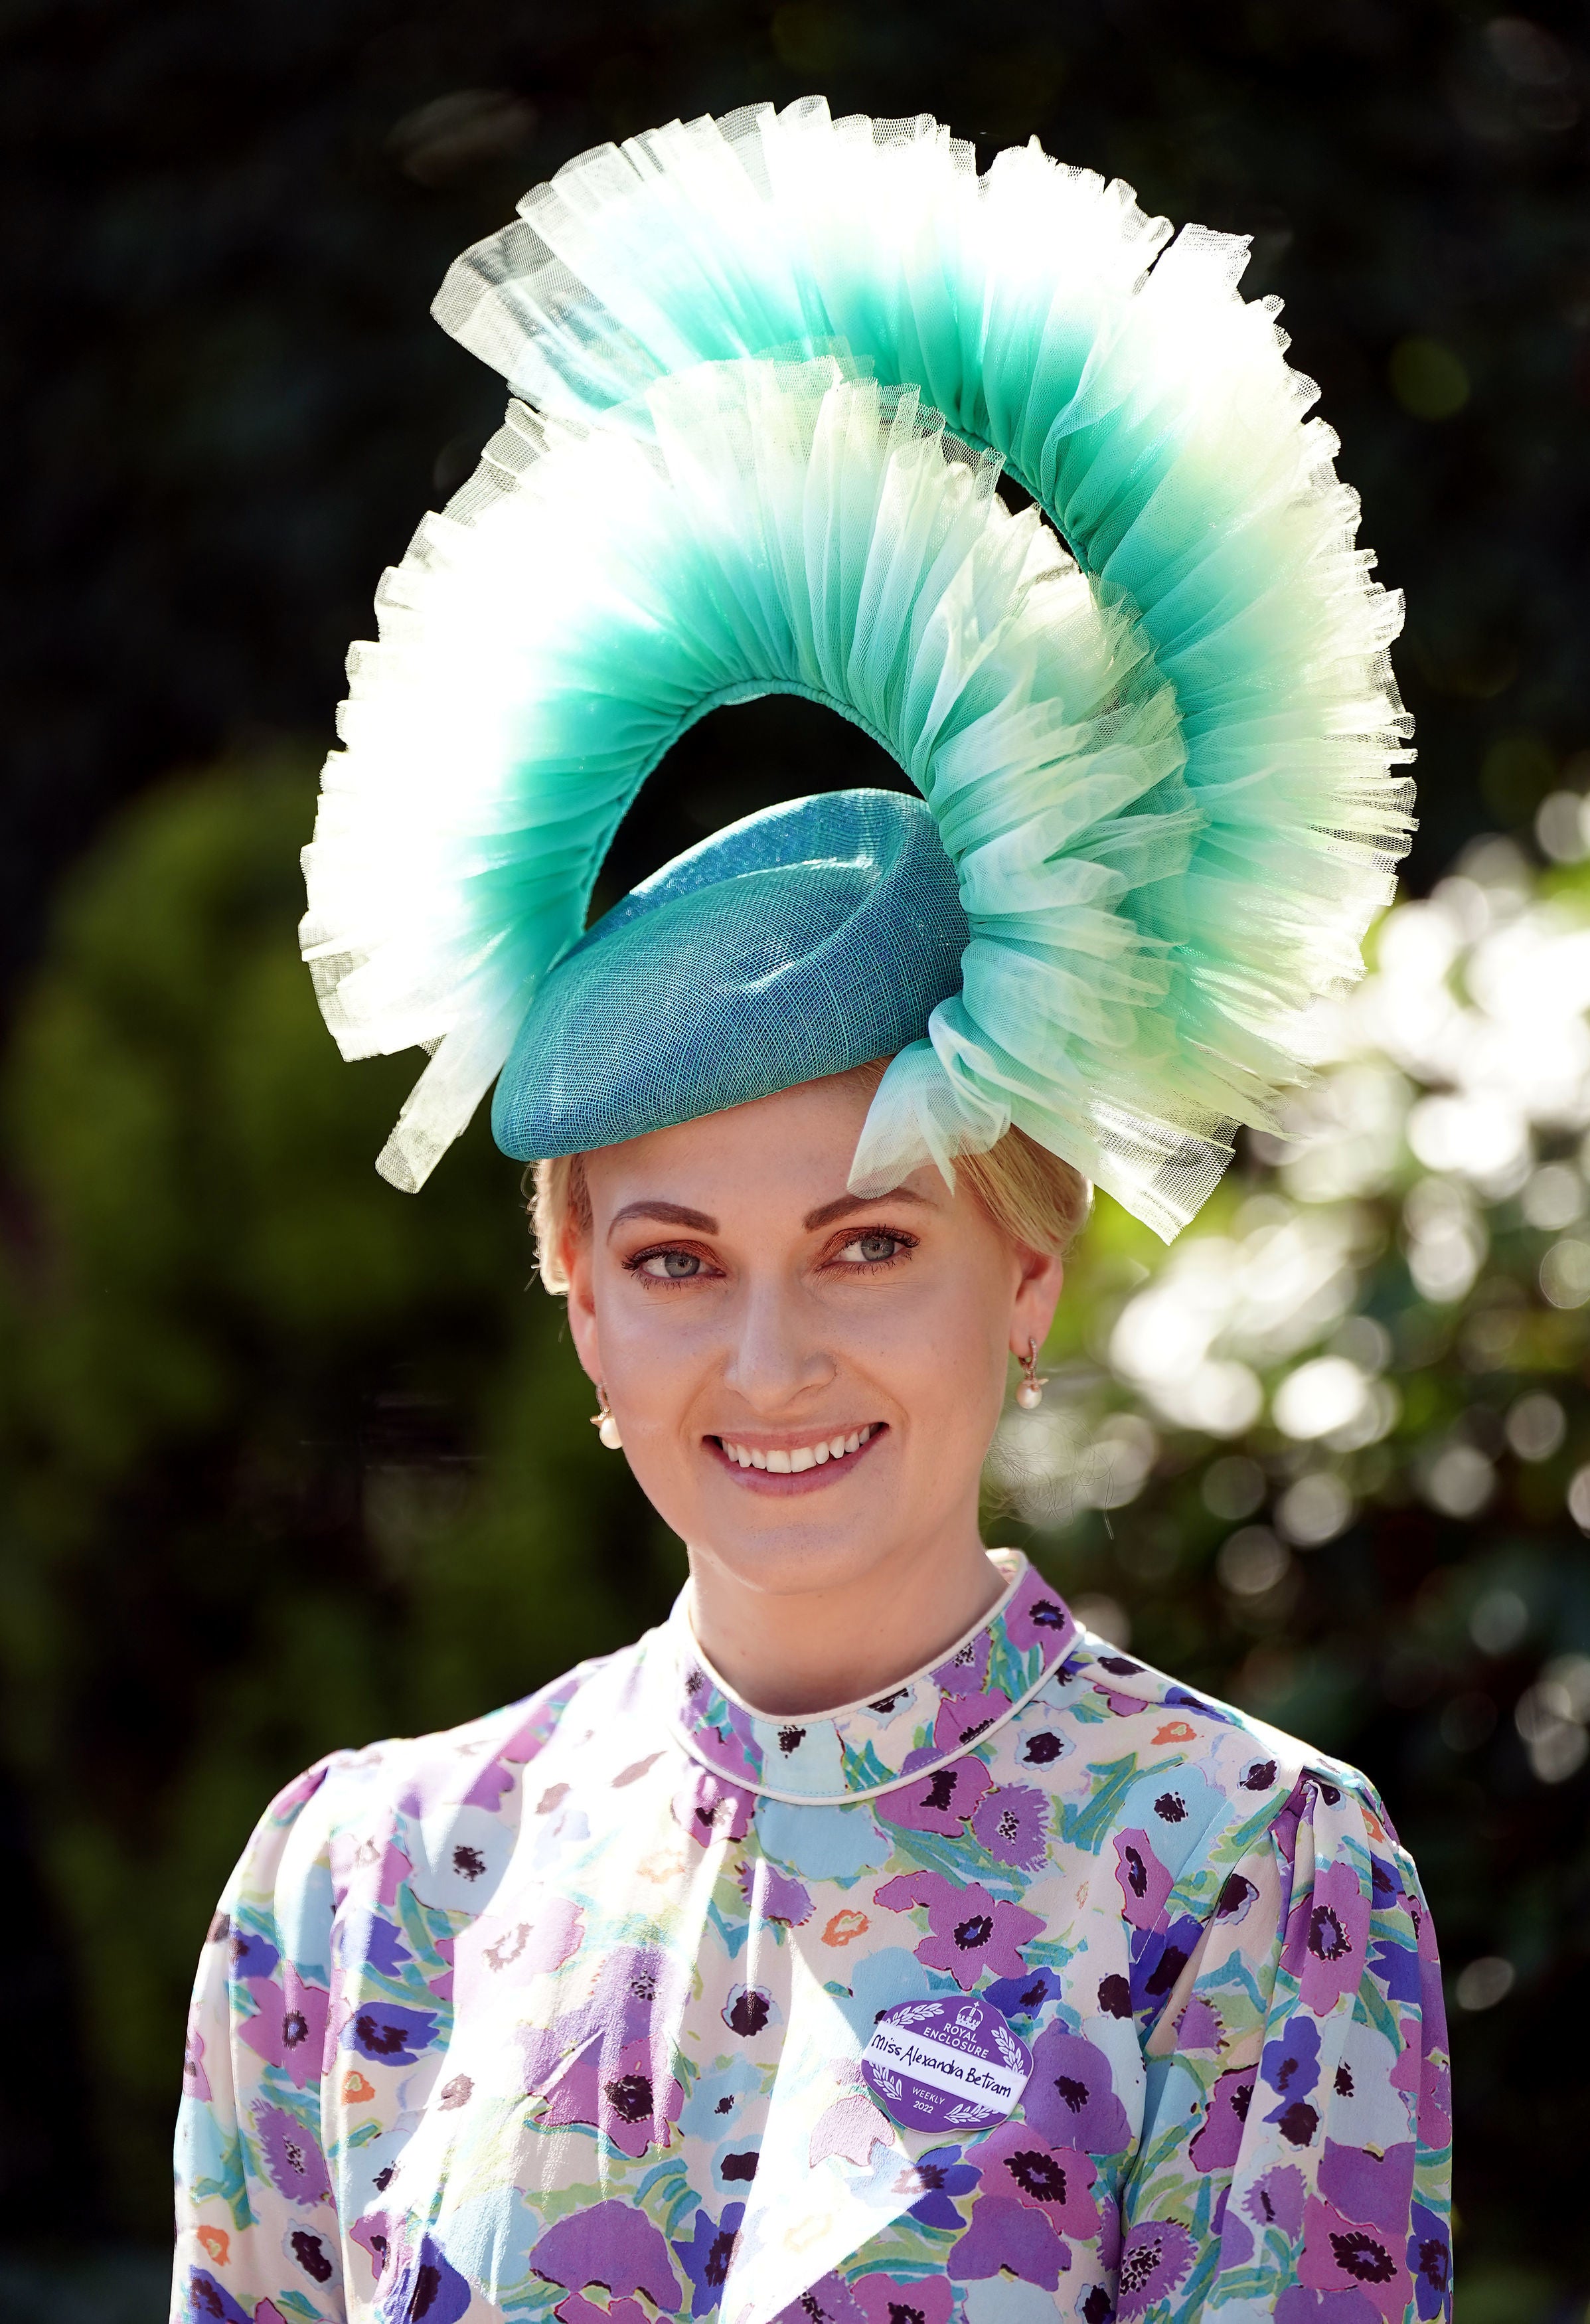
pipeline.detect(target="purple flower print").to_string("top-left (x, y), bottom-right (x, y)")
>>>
top-left (529, 2200), bottom-right (683, 2308)
top-left (182, 2019), bottom-right (211, 2102)
top-left (876, 1752), bottom-right (991, 1838)
top-left (1004, 1576), bottom-right (1075, 1656)
top-left (228, 1926), bottom-right (279, 1983)
top-left (773, 2274), bottom-right (867, 2324)
top-left (1318, 2140), bottom-right (1415, 2235)
top-left (1407, 2200), bottom-right (1452, 2321)
top-left (555, 2297), bottom-right (655, 2324)
top-left (1247, 2164), bottom-right (1307, 2236)
top-left (341, 1999), bottom-right (437, 2066)
top-left (1022, 2027), bottom-right (1132, 2155)
top-left (254, 2101), bottom-right (331, 2205)
top-left (374, 2230), bottom-right (470, 2324)
top-left (534, 2029), bottom-right (685, 2158)
top-left (1116, 2219), bottom-right (1196, 2319)
top-left (1114, 1827), bottom-right (1173, 1930)
top-left (1262, 2013), bottom-right (1321, 2110)
top-left (673, 2200), bottom-right (744, 2317)
top-left (852, 2277), bottom-right (954, 2324)
top-left (932, 1689), bottom-right (1012, 1756)
top-left (1129, 1913), bottom-right (1202, 2022)
top-left (722, 1985), bottom-right (777, 2038)
top-left (1189, 2065), bottom-right (1254, 2171)
top-left (1217, 2183), bottom-right (1255, 2268)
top-left (186, 2272), bottom-right (251, 2324)
top-left (351, 1910), bottom-right (421, 1981)
top-left (933, 1630), bottom-right (991, 1695)
top-left (1299, 2195), bottom-right (1409, 2324)
top-left (872, 1870), bottom-right (1043, 1990)
top-left (983, 1964), bottom-right (1064, 2023)
top-left (1287, 1859), bottom-right (1372, 2015)
top-left (737, 1857), bottom-right (813, 1926)
top-left (973, 2119), bottom-right (1100, 2236)
top-left (970, 1784), bottom-right (1050, 1870)
top-left (239, 1967), bottom-right (330, 2090)
top-left (949, 2193), bottom-right (1070, 2289)
top-left (1175, 1995), bottom-right (1222, 2050)
top-left (673, 1762), bottom-right (755, 1847)
top-left (1275, 2293), bottom-right (1380, 2324)
top-left (895, 2143), bottom-right (979, 2230)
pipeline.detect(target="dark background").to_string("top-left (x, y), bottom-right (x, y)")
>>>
top-left (3, 1), bottom-right (1589, 2317)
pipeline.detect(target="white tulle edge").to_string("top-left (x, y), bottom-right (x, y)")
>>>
top-left (848, 1033), bottom-right (1231, 1244)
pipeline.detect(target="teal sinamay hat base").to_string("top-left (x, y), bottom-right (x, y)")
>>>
top-left (492, 789), bottom-right (969, 1161)
top-left (301, 101), bottom-right (1415, 1240)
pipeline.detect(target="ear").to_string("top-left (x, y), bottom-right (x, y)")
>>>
top-left (562, 1229), bottom-right (603, 1388)
top-left (1008, 1242), bottom-right (1064, 1362)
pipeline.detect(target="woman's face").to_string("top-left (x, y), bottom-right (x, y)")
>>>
top-left (562, 1072), bottom-right (1062, 1606)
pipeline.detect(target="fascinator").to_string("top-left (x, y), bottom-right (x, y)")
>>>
top-left (301, 100), bottom-right (1413, 1240)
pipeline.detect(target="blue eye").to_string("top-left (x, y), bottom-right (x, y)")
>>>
top-left (639, 1250), bottom-right (702, 1279)
top-left (840, 1232), bottom-right (904, 1264)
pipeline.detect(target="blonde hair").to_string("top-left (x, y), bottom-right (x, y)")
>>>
top-left (528, 1061), bottom-right (1090, 1294)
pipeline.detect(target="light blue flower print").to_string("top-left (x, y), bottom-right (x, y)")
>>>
top-left (679, 2052), bottom-right (765, 2144)
top-left (1119, 1760), bottom-right (1226, 1874)
top-left (752, 1717), bottom-right (846, 1797)
top-left (829, 1943), bottom-right (937, 2045)
top-left (755, 1797), bottom-right (892, 1880)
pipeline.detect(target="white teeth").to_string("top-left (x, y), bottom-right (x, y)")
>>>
top-left (721, 1430), bottom-right (879, 1469)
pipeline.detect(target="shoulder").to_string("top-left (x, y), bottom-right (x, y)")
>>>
top-left (1028, 1622), bottom-right (1403, 1912)
top-left (222, 1635), bottom-right (652, 1930)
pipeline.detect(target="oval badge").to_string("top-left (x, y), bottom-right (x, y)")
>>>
top-left (860, 1995), bottom-right (1032, 2134)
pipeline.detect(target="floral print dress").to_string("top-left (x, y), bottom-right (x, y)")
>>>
top-left (173, 1551), bottom-right (1452, 2324)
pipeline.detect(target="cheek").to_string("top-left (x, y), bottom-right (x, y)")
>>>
top-left (594, 1280), bottom-right (720, 1420)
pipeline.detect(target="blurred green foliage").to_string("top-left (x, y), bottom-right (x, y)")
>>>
top-left (0, 754), bottom-right (683, 2235)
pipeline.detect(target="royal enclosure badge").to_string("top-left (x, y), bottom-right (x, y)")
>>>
top-left (860, 1995), bottom-right (1032, 2134)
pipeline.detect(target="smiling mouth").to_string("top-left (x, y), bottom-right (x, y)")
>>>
top-left (707, 1424), bottom-right (885, 1489)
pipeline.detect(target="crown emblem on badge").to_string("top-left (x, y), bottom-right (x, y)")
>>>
top-left (954, 2003), bottom-right (982, 2031)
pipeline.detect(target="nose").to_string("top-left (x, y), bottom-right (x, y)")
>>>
top-left (720, 1276), bottom-right (835, 1413)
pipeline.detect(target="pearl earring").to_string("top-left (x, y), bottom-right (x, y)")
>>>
top-left (1015, 1339), bottom-right (1048, 1411)
top-left (591, 1386), bottom-right (623, 1450)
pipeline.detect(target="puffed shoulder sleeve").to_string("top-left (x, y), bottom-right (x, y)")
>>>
top-left (171, 1754), bottom-right (352, 2324)
top-left (1123, 1766), bottom-right (1453, 2323)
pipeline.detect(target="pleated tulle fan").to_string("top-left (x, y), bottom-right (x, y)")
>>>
top-left (304, 102), bottom-right (1414, 1236)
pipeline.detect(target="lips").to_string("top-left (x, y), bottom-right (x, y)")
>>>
top-left (718, 1426), bottom-right (875, 1473)
top-left (707, 1424), bottom-right (886, 1493)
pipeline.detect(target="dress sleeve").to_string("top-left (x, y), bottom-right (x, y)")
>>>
top-left (171, 1756), bottom-right (350, 2324)
top-left (1121, 1768), bottom-right (1453, 2322)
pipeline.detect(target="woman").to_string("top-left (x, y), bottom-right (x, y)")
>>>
top-left (176, 103), bottom-right (1450, 2324)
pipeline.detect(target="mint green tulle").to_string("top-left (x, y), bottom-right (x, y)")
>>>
top-left (307, 100), bottom-right (1413, 1234)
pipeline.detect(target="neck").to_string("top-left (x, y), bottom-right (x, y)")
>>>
top-left (684, 1512), bottom-right (1008, 1717)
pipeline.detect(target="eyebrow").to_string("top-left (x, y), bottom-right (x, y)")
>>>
top-left (802, 1187), bottom-right (930, 1231)
top-left (605, 1187), bottom-right (931, 1240)
top-left (608, 1200), bottom-right (720, 1238)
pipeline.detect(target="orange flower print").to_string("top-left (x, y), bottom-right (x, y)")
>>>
top-left (823, 1908), bottom-right (870, 1948)
top-left (342, 2068), bottom-right (376, 2103)
top-left (197, 2226), bottom-right (230, 2266)
top-left (1154, 1720), bottom-right (1197, 1746)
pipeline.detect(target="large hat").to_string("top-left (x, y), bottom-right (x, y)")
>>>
top-left (301, 100), bottom-right (1414, 1240)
